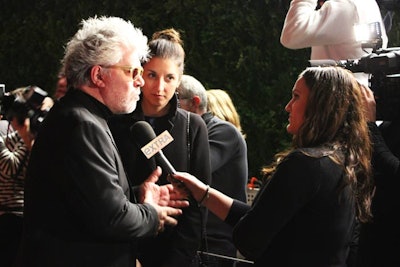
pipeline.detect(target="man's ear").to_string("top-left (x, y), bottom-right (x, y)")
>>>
top-left (91, 66), bottom-right (106, 87)
top-left (192, 95), bottom-right (201, 107)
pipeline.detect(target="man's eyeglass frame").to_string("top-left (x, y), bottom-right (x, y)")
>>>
top-left (103, 65), bottom-right (144, 80)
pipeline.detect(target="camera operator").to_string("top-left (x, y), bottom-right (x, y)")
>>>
top-left (280, 0), bottom-right (388, 86)
top-left (0, 86), bottom-right (53, 267)
top-left (357, 84), bottom-right (400, 267)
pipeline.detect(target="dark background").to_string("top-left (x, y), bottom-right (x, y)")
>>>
top-left (1, 0), bottom-right (399, 179)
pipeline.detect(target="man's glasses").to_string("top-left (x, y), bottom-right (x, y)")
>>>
top-left (104, 65), bottom-right (144, 80)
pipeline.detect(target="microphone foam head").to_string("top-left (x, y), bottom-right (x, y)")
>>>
top-left (130, 121), bottom-right (156, 146)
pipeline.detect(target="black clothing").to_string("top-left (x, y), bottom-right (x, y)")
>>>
top-left (0, 213), bottom-right (23, 267)
top-left (109, 95), bottom-right (211, 266)
top-left (19, 90), bottom-right (159, 267)
top-left (225, 149), bottom-right (356, 267)
top-left (201, 112), bottom-right (248, 259)
top-left (0, 129), bottom-right (28, 267)
top-left (357, 122), bottom-right (400, 267)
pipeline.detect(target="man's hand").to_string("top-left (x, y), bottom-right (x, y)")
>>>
top-left (154, 205), bottom-right (182, 232)
top-left (138, 167), bottom-right (190, 232)
top-left (11, 117), bottom-right (34, 150)
top-left (360, 84), bottom-right (376, 122)
top-left (139, 167), bottom-right (189, 208)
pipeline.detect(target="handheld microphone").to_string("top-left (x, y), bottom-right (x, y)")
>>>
top-left (130, 121), bottom-right (176, 175)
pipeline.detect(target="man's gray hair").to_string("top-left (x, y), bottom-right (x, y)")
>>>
top-left (62, 16), bottom-right (149, 89)
top-left (178, 75), bottom-right (207, 111)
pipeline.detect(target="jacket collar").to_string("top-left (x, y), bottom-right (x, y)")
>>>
top-left (132, 93), bottom-right (179, 121)
top-left (67, 89), bottom-right (113, 119)
top-left (201, 112), bottom-right (213, 124)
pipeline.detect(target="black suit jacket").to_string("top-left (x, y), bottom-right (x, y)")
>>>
top-left (18, 89), bottom-right (159, 267)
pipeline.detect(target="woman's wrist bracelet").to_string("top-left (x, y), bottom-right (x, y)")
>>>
top-left (198, 185), bottom-right (210, 207)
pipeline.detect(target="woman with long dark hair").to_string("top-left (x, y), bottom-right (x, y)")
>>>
top-left (172, 66), bottom-right (373, 266)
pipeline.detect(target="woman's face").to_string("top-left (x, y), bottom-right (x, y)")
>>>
top-left (285, 77), bottom-right (310, 135)
top-left (141, 57), bottom-right (181, 116)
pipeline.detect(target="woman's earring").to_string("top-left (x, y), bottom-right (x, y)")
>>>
top-left (176, 91), bottom-right (181, 108)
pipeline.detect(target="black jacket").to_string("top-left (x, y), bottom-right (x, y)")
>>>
top-left (109, 95), bottom-right (212, 266)
top-left (19, 90), bottom-right (159, 267)
top-left (201, 112), bottom-right (248, 257)
top-left (357, 122), bottom-right (400, 267)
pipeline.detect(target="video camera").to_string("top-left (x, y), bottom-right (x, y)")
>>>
top-left (0, 85), bottom-right (49, 135)
top-left (336, 48), bottom-right (400, 121)
top-left (311, 48), bottom-right (400, 121)
top-left (310, 19), bottom-right (400, 121)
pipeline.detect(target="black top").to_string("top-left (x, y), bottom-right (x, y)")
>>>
top-left (19, 90), bottom-right (159, 267)
top-left (357, 122), bottom-right (400, 267)
top-left (368, 121), bottom-right (400, 222)
top-left (109, 95), bottom-right (212, 266)
top-left (201, 112), bottom-right (248, 257)
top-left (225, 149), bottom-right (356, 267)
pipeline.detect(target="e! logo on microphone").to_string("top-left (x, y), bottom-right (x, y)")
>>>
top-left (141, 131), bottom-right (174, 159)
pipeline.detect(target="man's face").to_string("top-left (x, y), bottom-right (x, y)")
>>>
top-left (100, 50), bottom-right (144, 114)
